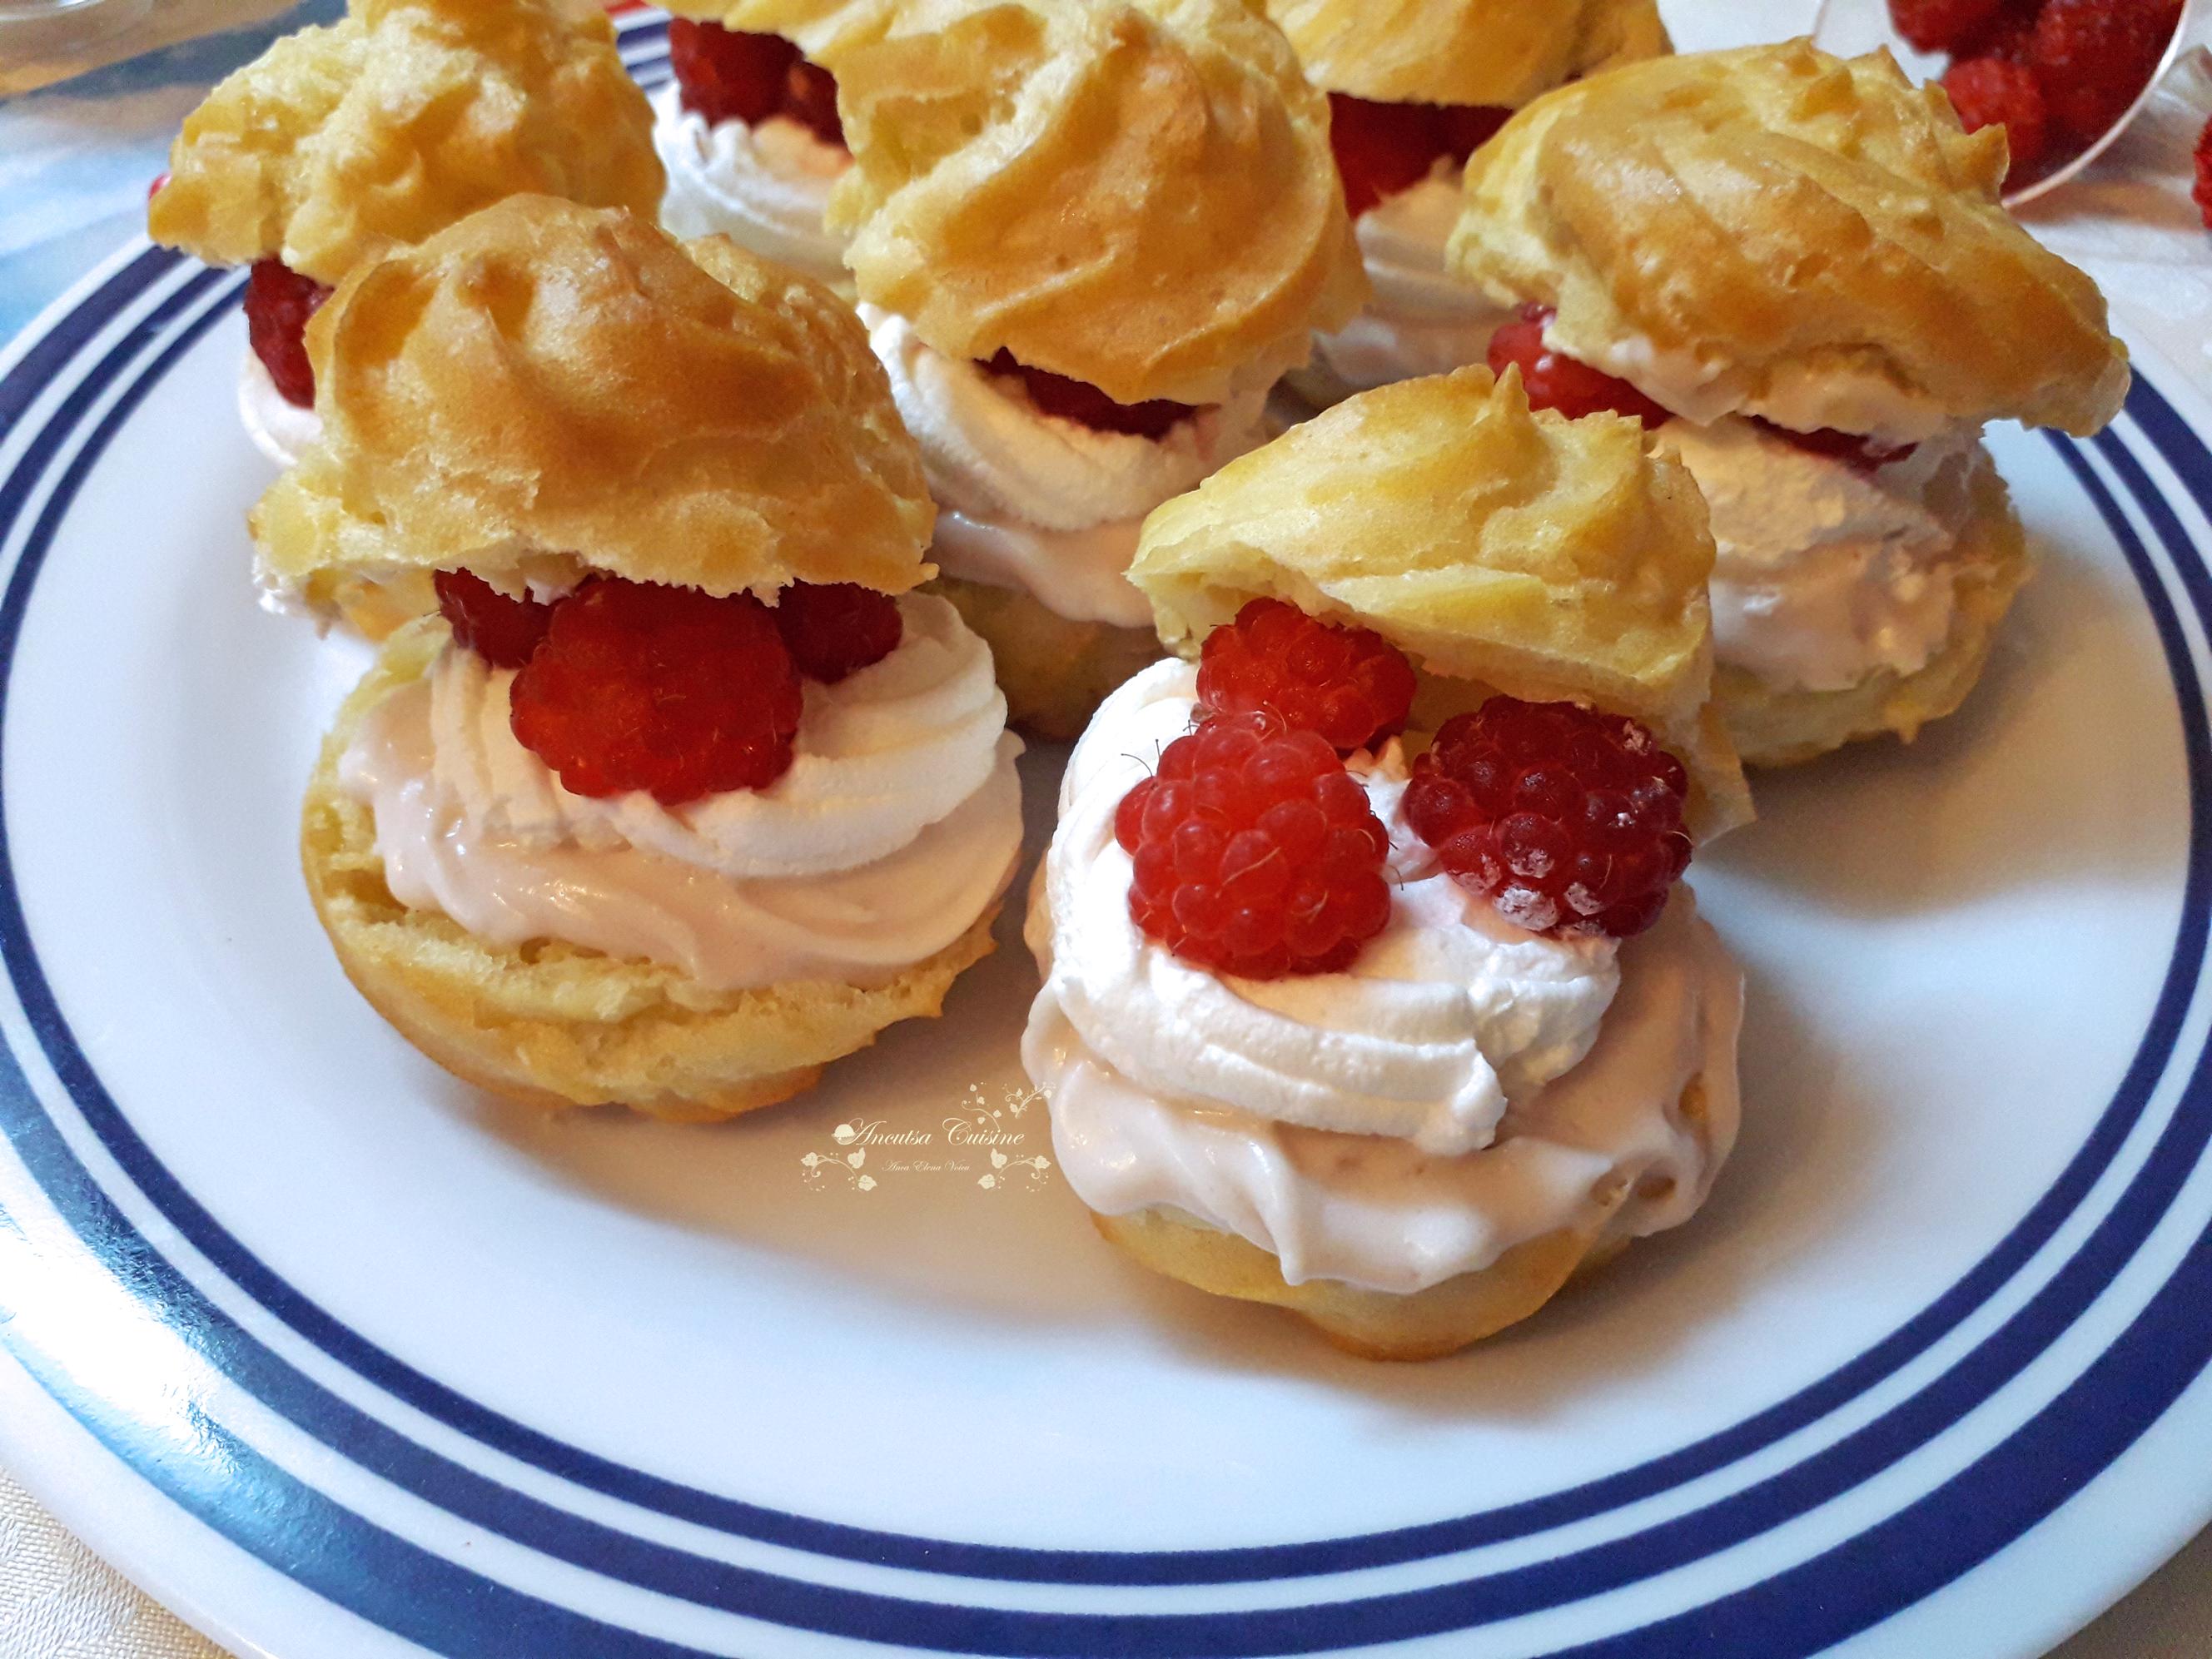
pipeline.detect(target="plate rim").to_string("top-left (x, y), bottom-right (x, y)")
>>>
top-left (6, 32), bottom-right (2212, 1655)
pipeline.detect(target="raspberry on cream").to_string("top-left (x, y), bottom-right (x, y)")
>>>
top-left (343, 594), bottom-right (1023, 991)
top-left (1447, 42), bottom-right (2129, 764)
top-left (238, 352), bottom-right (324, 469)
top-left (1024, 661), bottom-right (1738, 1294)
top-left (861, 305), bottom-right (1271, 628)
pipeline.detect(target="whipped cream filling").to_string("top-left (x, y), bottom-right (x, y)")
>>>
top-left (1309, 170), bottom-right (1512, 397)
top-left (1549, 318), bottom-right (1955, 449)
top-left (1022, 660), bottom-right (1741, 1294)
top-left (1661, 418), bottom-right (1988, 693)
top-left (860, 305), bottom-right (1271, 628)
top-left (651, 84), bottom-right (850, 288)
top-left (339, 593), bottom-right (1025, 989)
top-left (237, 352), bottom-right (321, 469)
top-left (1031, 662), bottom-right (1623, 1155)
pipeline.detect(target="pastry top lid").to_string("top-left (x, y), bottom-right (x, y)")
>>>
top-left (251, 196), bottom-right (936, 606)
top-left (1263, 0), bottom-right (1668, 107)
top-left (147, 0), bottom-right (664, 288)
top-left (1448, 40), bottom-right (2129, 440)
top-left (660, 0), bottom-right (902, 62)
top-left (1131, 365), bottom-right (1751, 837)
top-left (823, 0), bottom-right (1368, 407)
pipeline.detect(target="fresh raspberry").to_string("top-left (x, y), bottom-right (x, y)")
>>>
top-left (1487, 305), bottom-right (1673, 429)
top-left (1404, 698), bottom-right (1692, 939)
top-left (435, 569), bottom-right (556, 669)
top-left (510, 579), bottom-right (803, 804)
top-left (1890, 0), bottom-right (2008, 52)
top-left (1943, 56), bottom-right (2054, 183)
top-left (1755, 420), bottom-right (1919, 474)
top-left (1958, 7), bottom-right (2042, 62)
top-left (669, 18), bottom-right (800, 127)
top-left (1437, 103), bottom-right (1514, 166)
top-left (243, 259), bottom-right (331, 409)
top-left (2195, 114), bottom-right (2212, 228)
top-left (1328, 92), bottom-right (1448, 216)
top-left (2028, 0), bottom-right (2182, 144)
top-left (1196, 599), bottom-right (1417, 754)
top-left (1115, 713), bottom-right (1393, 979)
top-left (785, 58), bottom-right (846, 149)
top-left (773, 582), bottom-right (902, 682)
top-left (980, 350), bottom-right (1195, 439)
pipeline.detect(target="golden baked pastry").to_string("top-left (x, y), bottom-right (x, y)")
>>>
top-left (1099, 1171), bottom-right (1643, 1360)
top-left (306, 620), bottom-right (1001, 1120)
top-left (927, 578), bottom-right (1162, 741)
top-left (148, 0), bottom-right (663, 286)
top-left (1264, 0), bottom-right (1668, 107)
top-left (1132, 364), bottom-right (1751, 835)
top-left (824, 0), bottom-right (1368, 406)
top-left (1717, 450), bottom-right (2027, 767)
top-left (251, 196), bottom-right (936, 617)
top-left (1448, 42), bottom-right (2129, 436)
top-left (660, 0), bottom-right (900, 62)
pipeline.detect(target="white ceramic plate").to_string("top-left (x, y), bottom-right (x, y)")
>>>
top-left (7, 17), bottom-right (2212, 1659)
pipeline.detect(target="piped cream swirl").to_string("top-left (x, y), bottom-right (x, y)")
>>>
top-left (1022, 659), bottom-right (1742, 1294)
top-left (1661, 418), bottom-right (1990, 693)
top-left (651, 84), bottom-right (850, 287)
top-left (859, 305), bottom-right (1270, 625)
top-left (1031, 661), bottom-right (1621, 1157)
top-left (340, 593), bottom-right (1023, 989)
top-left (1309, 171), bottom-right (1511, 398)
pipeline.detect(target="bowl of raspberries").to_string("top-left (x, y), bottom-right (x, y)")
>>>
top-left (1818, 0), bottom-right (2194, 202)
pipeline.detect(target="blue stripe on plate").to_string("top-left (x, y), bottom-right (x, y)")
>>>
top-left (0, 52), bottom-right (2206, 1647)
top-left (0, 329), bottom-right (2207, 1659)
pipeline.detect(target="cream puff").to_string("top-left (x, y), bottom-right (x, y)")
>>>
top-left (653, 3), bottom-right (894, 288)
top-left (1448, 42), bottom-right (2130, 767)
top-left (1271, 0), bottom-right (1669, 405)
top-left (263, 196), bottom-right (1022, 1120)
top-left (147, 0), bottom-right (664, 508)
top-left (821, 0), bottom-right (1369, 738)
top-left (1025, 365), bottom-right (1752, 1359)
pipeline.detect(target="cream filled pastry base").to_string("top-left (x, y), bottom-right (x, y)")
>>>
top-left (860, 305), bottom-right (1272, 628)
top-left (1662, 419), bottom-right (1991, 696)
top-left (1023, 661), bottom-right (1743, 1296)
top-left (340, 593), bottom-right (1023, 990)
top-left (651, 84), bottom-right (849, 288)
top-left (1309, 171), bottom-right (1512, 400)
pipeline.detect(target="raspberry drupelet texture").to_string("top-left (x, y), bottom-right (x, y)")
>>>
top-left (1891, 0), bottom-right (2009, 52)
top-left (773, 581), bottom-right (902, 683)
top-left (244, 258), bottom-right (332, 409)
top-left (510, 579), bottom-right (804, 805)
top-left (1196, 598), bottom-right (1417, 754)
top-left (1943, 57), bottom-right (2053, 181)
top-left (979, 350), bottom-right (1195, 439)
top-left (1487, 306), bottom-right (1673, 429)
top-left (669, 18), bottom-right (847, 147)
top-left (1116, 713), bottom-right (1394, 980)
top-left (435, 569), bottom-right (557, 669)
top-left (1404, 698), bottom-right (1692, 940)
top-left (2027, 0), bottom-right (2181, 144)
